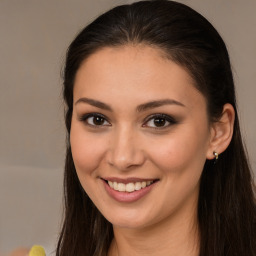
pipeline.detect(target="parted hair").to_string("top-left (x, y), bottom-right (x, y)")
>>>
top-left (57, 1), bottom-right (256, 255)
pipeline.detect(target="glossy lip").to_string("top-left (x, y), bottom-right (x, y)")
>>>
top-left (101, 178), bottom-right (159, 203)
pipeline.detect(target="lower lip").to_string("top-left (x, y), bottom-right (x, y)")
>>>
top-left (102, 180), bottom-right (157, 203)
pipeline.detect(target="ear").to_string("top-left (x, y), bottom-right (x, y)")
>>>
top-left (206, 103), bottom-right (235, 160)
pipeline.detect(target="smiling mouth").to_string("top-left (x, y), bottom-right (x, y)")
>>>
top-left (104, 179), bottom-right (158, 193)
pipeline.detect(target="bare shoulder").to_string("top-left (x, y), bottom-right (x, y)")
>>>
top-left (7, 248), bottom-right (29, 256)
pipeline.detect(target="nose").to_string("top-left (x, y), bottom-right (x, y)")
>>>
top-left (106, 126), bottom-right (145, 171)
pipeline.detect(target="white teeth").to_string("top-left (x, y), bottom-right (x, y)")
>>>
top-left (118, 183), bottom-right (126, 192)
top-left (126, 183), bottom-right (135, 192)
top-left (135, 182), bottom-right (142, 190)
top-left (113, 182), bottom-right (118, 190)
top-left (107, 180), bottom-right (153, 193)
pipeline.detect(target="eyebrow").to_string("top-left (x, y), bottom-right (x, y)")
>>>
top-left (136, 99), bottom-right (185, 112)
top-left (75, 97), bottom-right (185, 112)
top-left (75, 97), bottom-right (112, 111)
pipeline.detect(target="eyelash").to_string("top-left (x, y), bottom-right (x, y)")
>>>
top-left (78, 113), bottom-right (177, 129)
top-left (78, 113), bottom-right (111, 128)
top-left (143, 113), bottom-right (177, 129)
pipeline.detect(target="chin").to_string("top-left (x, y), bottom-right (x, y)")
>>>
top-left (110, 219), bottom-right (149, 230)
top-left (102, 208), bottom-right (157, 230)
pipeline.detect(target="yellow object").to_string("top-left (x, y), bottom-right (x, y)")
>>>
top-left (28, 245), bottom-right (46, 256)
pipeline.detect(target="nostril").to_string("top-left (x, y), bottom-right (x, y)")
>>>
top-left (106, 151), bottom-right (146, 171)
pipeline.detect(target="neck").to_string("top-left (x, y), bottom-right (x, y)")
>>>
top-left (108, 203), bottom-right (199, 256)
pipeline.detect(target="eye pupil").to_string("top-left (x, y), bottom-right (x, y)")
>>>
top-left (154, 118), bottom-right (166, 127)
top-left (93, 116), bottom-right (105, 125)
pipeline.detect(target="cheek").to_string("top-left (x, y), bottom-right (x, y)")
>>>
top-left (147, 126), bottom-right (209, 175)
top-left (70, 122), bottom-right (107, 176)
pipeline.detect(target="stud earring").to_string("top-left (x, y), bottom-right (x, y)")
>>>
top-left (213, 151), bottom-right (219, 164)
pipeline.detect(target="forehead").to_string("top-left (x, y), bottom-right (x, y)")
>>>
top-left (73, 45), bottom-right (206, 111)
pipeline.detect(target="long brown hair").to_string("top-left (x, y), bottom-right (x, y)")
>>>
top-left (57, 1), bottom-right (256, 255)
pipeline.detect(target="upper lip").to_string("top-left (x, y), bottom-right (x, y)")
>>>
top-left (101, 177), bottom-right (159, 184)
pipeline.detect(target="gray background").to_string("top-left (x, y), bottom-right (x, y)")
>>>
top-left (0, 0), bottom-right (255, 255)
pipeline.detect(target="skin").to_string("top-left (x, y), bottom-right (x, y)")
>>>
top-left (70, 45), bottom-right (235, 256)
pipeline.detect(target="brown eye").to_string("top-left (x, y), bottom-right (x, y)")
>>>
top-left (80, 113), bottom-right (111, 127)
top-left (92, 116), bottom-right (105, 125)
top-left (153, 117), bottom-right (167, 127)
top-left (143, 114), bottom-right (176, 129)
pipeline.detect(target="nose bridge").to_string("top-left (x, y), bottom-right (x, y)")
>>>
top-left (107, 124), bottom-right (144, 170)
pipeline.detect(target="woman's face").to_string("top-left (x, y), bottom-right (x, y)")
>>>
top-left (70, 45), bottom-right (213, 229)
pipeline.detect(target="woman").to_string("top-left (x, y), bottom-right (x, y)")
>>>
top-left (56, 0), bottom-right (256, 255)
